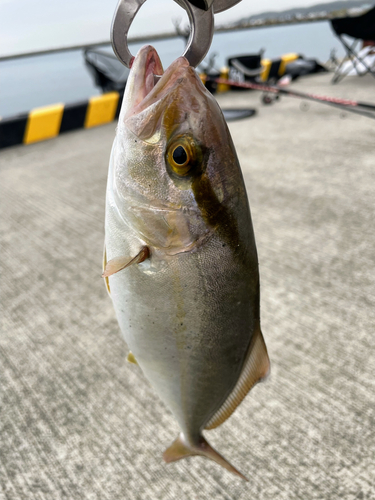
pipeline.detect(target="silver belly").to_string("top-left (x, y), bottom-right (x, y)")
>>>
top-left (107, 227), bottom-right (259, 438)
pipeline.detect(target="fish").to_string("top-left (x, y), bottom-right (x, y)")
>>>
top-left (103, 45), bottom-right (270, 480)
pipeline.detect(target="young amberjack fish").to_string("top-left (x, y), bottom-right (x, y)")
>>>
top-left (103, 45), bottom-right (270, 480)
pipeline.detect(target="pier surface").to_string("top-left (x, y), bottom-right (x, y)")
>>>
top-left (1, 73), bottom-right (374, 500)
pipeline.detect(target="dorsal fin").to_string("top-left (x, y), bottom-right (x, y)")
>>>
top-left (205, 324), bottom-right (270, 430)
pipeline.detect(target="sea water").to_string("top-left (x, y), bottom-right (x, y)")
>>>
top-left (0, 21), bottom-right (345, 118)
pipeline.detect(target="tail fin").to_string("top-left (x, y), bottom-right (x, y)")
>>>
top-left (163, 433), bottom-right (248, 481)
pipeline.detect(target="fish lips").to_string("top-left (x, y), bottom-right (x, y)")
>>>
top-left (122, 45), bottom-right (164, 117)
top-left (120, 45), bottom-right (201, 139)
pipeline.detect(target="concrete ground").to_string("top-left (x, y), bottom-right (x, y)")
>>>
top-left (1, 72), bottom-right (374, 500)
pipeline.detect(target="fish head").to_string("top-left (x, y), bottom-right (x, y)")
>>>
top-left (111, 45), bottom-right (246, 255)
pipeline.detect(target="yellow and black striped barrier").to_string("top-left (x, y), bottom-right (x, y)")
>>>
top-left (0, 91), bottom-right (122, 150)
top-left (199, 53), bottom-right (299, 95)
top-left (260, 53), bottom-right (299, 81)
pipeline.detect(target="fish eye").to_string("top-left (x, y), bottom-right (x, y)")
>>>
top-left (166, 135), bottom-right (198, 177)
top-left (172, 146), bottom-right (188, 166)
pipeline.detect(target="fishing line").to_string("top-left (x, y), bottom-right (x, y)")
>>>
top-left (209, 77), bottom-right (375, 120)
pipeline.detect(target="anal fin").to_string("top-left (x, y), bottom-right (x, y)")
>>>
top-left (205, 324), bottom-right (270, 430)
top-left (102, 246), bottom-right (150, 278)
top-left (127, 352), bottom-right (138, 365)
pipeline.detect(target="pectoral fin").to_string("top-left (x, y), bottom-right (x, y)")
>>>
top-left (102, 246), bottom-right (150, 278)
top-left (205, 323), bottom-right (270, 430)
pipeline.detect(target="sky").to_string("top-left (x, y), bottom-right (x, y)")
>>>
top-left (0, 0), bottom-right (351, 56)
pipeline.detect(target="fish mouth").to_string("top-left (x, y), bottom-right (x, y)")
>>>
top-left (123, 45), bottom-right (192, 120)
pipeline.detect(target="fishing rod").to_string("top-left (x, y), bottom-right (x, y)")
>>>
top-left (210, 77), bottom-right (375, 120)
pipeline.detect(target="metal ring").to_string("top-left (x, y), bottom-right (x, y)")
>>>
top-left (111, 0), bottom-right (214, 68)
